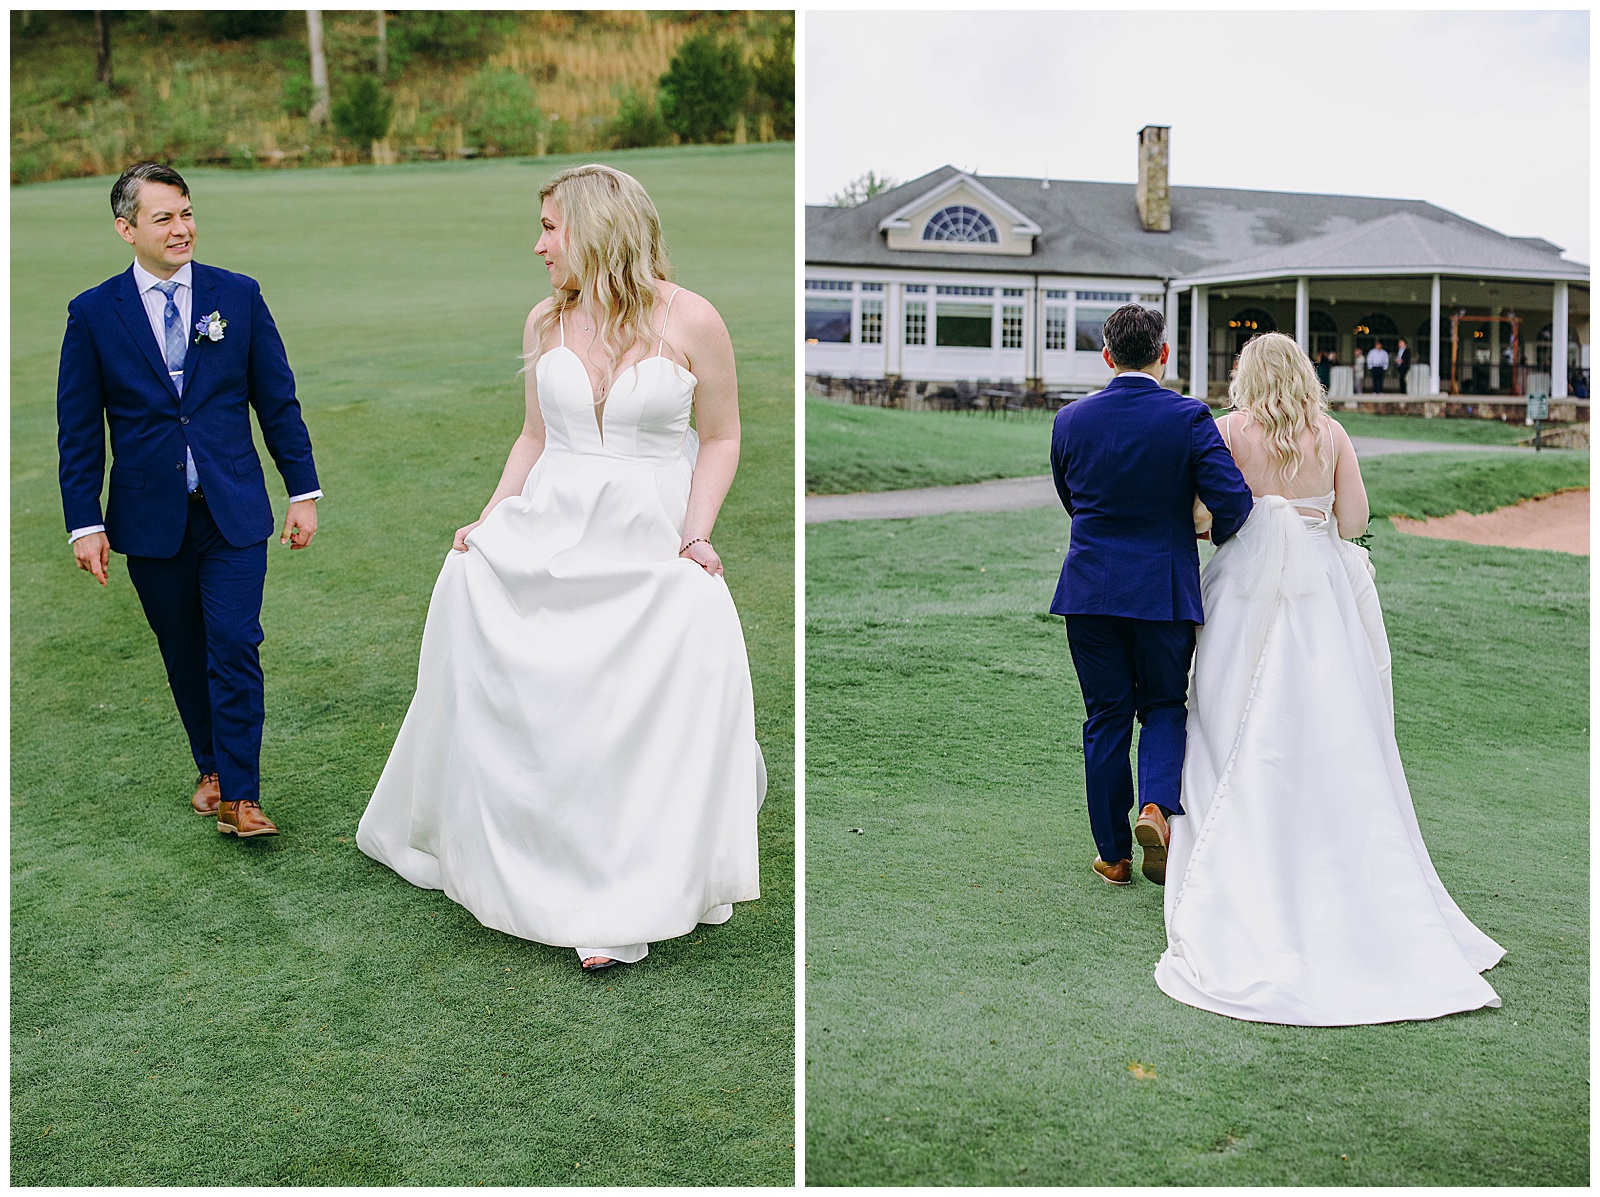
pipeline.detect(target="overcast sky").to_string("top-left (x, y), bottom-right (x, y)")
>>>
top-left (806, 9), bottom-right (1591, 263)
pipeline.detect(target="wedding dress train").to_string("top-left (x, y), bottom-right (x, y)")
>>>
top-left (358, 296), bottom-right (763, 961)
top-left (1155, 493), bottom-right (1503, 1025)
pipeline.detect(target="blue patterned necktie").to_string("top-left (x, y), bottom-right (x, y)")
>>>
top-left (153, 279), bottom-right (198, 492)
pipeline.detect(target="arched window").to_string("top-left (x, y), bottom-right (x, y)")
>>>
top-left (922, 205), bottom-right (999, 244)
top-left (1225, 307), bottom-right (1276, 357)
top-left (1535, 323), bottom-right (1582, 370)
top-left (1352, 312), bottom-right (1399, 353)
top-left (1309, 310), bottom-right (1339, 360)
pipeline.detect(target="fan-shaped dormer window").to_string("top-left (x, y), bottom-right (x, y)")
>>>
top-left (922, 205), bottom-right (999, 244)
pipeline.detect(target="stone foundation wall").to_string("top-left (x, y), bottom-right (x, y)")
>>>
top-left (1329, 396), bottom-right (1585, 423)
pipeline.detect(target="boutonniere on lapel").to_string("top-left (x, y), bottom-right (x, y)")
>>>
top-left (194, 310), bottom-right (227, 344)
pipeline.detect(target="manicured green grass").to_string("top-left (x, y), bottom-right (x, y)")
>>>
top-left (1329, 410), bottom-right (1537, 446)
top-left (1361, 451), bottom-right (1589, 519)
top-left (12, 144), bottom-right (794, 1185)
top-left (804, 453), bottom-right (1587, 1186)
top-left (806, 396), bottom-right (1053, 494)
top-left (805, 395), bottom-right (1564, 495)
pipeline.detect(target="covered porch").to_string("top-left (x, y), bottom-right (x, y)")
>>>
top-left (1168, 212), bottom-right (1590, 410)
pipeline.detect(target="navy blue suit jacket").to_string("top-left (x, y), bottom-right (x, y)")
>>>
top-left (1049, 373), bottom-right (1253, 623)
top-left (57, 263), bottom-right (319, 558)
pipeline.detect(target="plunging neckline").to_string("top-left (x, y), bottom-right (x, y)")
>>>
top-left (545, 345), bottom-right (698, 445)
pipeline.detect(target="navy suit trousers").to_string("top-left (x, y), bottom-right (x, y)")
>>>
top-left (125, 497), bottom-right (268, 806)
top-left (1065, 614), bottom-right (1195, 864)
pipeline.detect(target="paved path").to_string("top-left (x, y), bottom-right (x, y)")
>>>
top-left (805, 436), bottom-right (1521, 524)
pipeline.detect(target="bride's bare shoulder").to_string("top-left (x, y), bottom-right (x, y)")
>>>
top-left (657, 283), bottom-right (724, 333)
top-left (523, 297), bottom-right (560, 351)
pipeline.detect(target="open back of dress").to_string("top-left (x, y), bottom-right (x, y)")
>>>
top-left (1154, 438), bottom-right (1503, 1025)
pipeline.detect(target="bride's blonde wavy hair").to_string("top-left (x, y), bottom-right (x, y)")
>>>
top-left (529, 164), bottom-right (674, 391)
top-left (1228, 331), bottom-right (1331, 483)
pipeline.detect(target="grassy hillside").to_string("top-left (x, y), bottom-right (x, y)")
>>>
top-left (11, 10), bottom-right (792, 184)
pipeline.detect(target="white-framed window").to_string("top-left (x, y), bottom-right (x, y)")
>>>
top-left (860, 282), bottom-right (884, 293)
top-left (905, 283), bottom-right (928, 294)
top-left (1002, 287), bottom-right (1024, 297)
top-left (806, 279), bottom-right (852, 291)
top-left (922, 205), bottom-right (999, 244)
top-left (935, 285), bottom-right (994, 296)
top-left (1076, 290), bottom-right (1131, 302)
top-left (904, 301), bottom-right (927, 346)
top-left (806, 297), bottom-right (852, 343)
top-left (1075, 306), bottom-right (1118, 351)
top-left (1001, 305), bottom-right (1024, 350)
top-left (1045, 306), bottom-right (1070, 350)
top-left (861, 299), bottom-right (883, 344)
top-left (1045, 289), bottom-right (1071, 300)
top-left (936, 302), bottom-right (993, 348)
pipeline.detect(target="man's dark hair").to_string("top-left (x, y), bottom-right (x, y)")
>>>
top-left (1102, 303), bottom-right (1165, 370)
top-left (111, 162), bottom-right (190, 225)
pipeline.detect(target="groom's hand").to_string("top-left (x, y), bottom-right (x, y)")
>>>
top-left (73, 531), bottom-right (111, 585)
top-left (281, 499), bottom-right (318, 549)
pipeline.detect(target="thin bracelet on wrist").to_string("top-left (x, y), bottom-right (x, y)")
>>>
top-left (679, 537), bottom-right (710, 556)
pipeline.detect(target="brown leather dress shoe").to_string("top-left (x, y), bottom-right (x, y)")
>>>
top-left (191, 772), bottom-right (221, 816)
top-left (1134, 803), bottom-right (1170, 886)
top-left (1092, 856), bottom-right (1132, 885)
top-left (217, 800), bottom-right (279, 838)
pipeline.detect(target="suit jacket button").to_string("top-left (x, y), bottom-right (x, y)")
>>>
top-left (180, 416), bottom-right (189, 425)
top-left (177, 463), bottom-right (185, 470)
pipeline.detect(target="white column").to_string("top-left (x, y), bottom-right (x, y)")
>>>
top-left (1033, 286), bottom-right (1044, 386)
top-left (1489, 303), bottom-right (1502, 390)
top-left (1429, 275), bottom-right (1441, 395)
top-left (1164, 283), bottom-right (1181, 380)
top-left (886, 285), bottom-right (903, 378)
top-left (1294, 276), bottom-right (1309, 352)
top-left (1190, 286), bottom-right (1208, 400)
top-left (1552, 280), bottom-right (1569, 399)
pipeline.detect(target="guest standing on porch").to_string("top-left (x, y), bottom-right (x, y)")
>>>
top-left (1395, 339), bottom-right (1411, 393)
top-left (1368, 341), bottom-right (1389, 393)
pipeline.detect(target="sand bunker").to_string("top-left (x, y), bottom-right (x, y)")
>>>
top-left (1391, 488), bottom-right (1589, 555)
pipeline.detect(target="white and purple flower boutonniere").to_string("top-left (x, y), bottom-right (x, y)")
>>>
top-left (194, 310), bottom-right (227, 344)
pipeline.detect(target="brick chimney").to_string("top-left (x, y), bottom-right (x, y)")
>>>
top-left (1136, 125), bottom-right (1171, 233)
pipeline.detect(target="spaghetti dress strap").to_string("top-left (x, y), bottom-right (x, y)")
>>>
top-left (658, 287), bottom-right (681, 356)
top-left (558, 309), bottom-right (565, 348)
top-left (1221, 413), bottom-right (1235, 452)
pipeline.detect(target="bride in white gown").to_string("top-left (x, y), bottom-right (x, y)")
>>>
top-left (1156, 332), bottom-right (1503, 1025)
top-left (357, 165), bottom-right (762, 971)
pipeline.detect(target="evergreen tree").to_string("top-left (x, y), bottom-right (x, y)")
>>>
top-left (658, 34), bottom-right (751, 144)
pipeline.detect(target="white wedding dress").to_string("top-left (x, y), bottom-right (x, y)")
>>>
top-left (358, 296), bottom-right (763, 963)
top-left (1154, 487), bottom-right (1504, 1025)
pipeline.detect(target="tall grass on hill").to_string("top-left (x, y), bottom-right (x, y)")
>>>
top-left (11, 10), bottom-right (793, 184)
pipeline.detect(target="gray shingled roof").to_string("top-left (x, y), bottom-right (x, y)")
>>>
top-left (806, 166), bottom-right (1590, 283)
top-left (1188, 210), bottom-right (1588, 283)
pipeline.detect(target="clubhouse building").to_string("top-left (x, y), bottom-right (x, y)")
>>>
top-left (806, 127), bottom-right (1589, 408)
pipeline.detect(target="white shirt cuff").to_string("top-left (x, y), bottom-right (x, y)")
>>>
top-left (288, 490), bottom-right (323, 503)
top-left (69, 524), bottom-right (106, 544)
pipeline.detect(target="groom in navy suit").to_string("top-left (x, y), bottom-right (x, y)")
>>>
top-left (57, 162), bottom-right (322, 838)
top-left (1050, 304), bottom-right (1253, 886)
